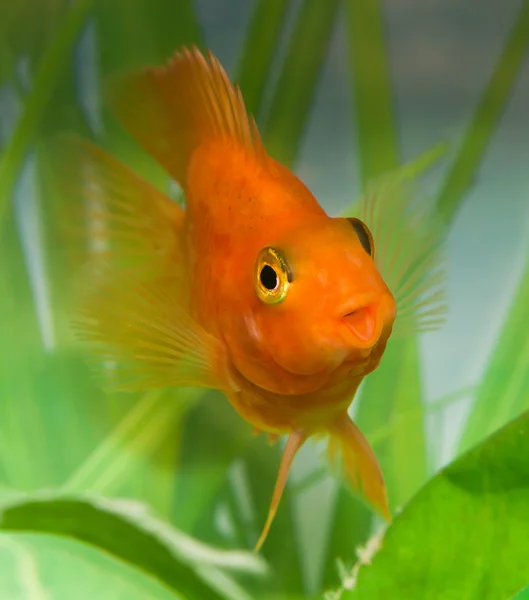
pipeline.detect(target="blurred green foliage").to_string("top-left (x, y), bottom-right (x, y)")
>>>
top-left (0, 0), bottom-right (528, 598)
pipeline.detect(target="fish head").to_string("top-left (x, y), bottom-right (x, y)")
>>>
top-left (226, 214), bottom-right (397, 393)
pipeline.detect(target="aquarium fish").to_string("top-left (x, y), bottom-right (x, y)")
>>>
top-left (59, 46), bottom-right (446, 551)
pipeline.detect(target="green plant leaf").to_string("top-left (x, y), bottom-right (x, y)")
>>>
top-left (0, 0), bottom-right (93, 225)
top-left (94, 0), bottom-right (204, 187)
top-left (342, 408), bottom-right (529, 599)
top-left (236, 437), bottom-right (305, 594)
top-left (442, 0), bottom-right (529, 455)
top-left (0, 493), bottom-right (268, 600)
top-left (435, 0), bottom-right (529, 224)
top-left (0, 531), bottom-right (184, 600)
top-left (345, 0), bottom-right (398, 184)
top-left (320, 143), bottom-right (449, 588)
top-left (511, 586), bottom-right (529, 600)
top-left (458, 256), bottom-right (529, 454)
top-left (61, 388), bottom-right (202, 518)
top-left (0, 219), bottom-right (44, 489)
top-left (169, 394), bottom-right (253, 537)
top-left (236, 0), bottom-right (291, 120)
top-left (263, 0), bottom-right (341, 167)
top-left (343, 0), bottom-right (432, 518)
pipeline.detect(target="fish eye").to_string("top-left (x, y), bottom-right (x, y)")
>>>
top-left (255, 247), bottom-right (292, 304)
top-left (348, 217), bottom-right (374, 258)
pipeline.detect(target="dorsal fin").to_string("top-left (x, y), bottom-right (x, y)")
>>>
top-left (109, 45), bottom-right (267, 186)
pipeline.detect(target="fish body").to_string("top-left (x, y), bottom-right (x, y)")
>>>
top-left (59, 46), bottom-right (445, 551)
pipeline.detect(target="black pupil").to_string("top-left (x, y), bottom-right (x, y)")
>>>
top-left (260, 264), bottom-right (278, 290)
top-left (351, 219), bottom-right (372, 255)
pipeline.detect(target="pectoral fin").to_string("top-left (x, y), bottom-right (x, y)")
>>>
top-left (328, 415), bottom-right (390, 521)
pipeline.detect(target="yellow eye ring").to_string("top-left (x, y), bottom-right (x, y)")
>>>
top-left (348, 217), bottom-right (375, 258)
top-left (255, 247), bottom-right (292, 305)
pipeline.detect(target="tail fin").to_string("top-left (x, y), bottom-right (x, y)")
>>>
top-left (328, 415), bottom-right (391, 521)
top-left (109, 45), bottom-right (267, 186)
top-left (255, 430), bottom-right (307, 552)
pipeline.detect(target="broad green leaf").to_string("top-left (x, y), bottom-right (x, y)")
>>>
top-left (0, 493), bottom-right (268, 600)
top-left (320, 384), bottom-right (473, 591)
top-left (343, 408), bottom-right (529, 600)
top-left (0, 531), bottom-right (183, 600)
top-left (511, 586), bottom-right (529, 600)
top-left (263, 0), bottom-right (341, 167)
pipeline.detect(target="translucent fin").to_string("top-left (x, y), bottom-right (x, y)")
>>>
top-left (328, 416), bottom-right (390, 521)
top-left (49, 134), bottom-right (184, 280)
top-left (255, 430), bottom-right (307, 552)
top-left (109, 45), bottom-right (267, 186)
top-left (71, 263), bottom-right (230, 393)
top-left (353, 171), bottom-right (447, 338)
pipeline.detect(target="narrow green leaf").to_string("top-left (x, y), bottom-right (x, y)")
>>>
top-left (458, 257), bottom-right (529, 453)
top-left (343, 143), bottom-right (449, 216)
top-left (0, 217), bottom-right (63, 489)
top-left (435, 0), bottom-right (529, 224)
top-left (238, 437), bottom-right (305, 594)
top-left (0, 493), bottom-right (268, 600)
top-left (95, 0), bottom-right (204, 188)
top-left (263, 0), bottom-right (341, 167)
top-left (346, 0), bottom-right (398, 184)
top-left (446, 3), bottom-right (529, 457)
top-left (0, 0), bottom-right (93, 225)
top-left (61, 388), bottom-right (201, 518)
top-left (170, 395), bottom-right (253, 536)
top-left (343, 408), bottom-right (529, 599)
top-left (344, 0), bottom-right (429, 515)
top-left (236, 0), bottom-right (291, 120)
top-left (77, 0), bottom-right (206, 514)
top-left (320, 497), bottom-right (371, 592)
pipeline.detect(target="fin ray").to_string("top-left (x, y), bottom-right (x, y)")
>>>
top-left (328, 416), bottom-right (390, 521)
top-left (71, 263), bottom-right (229, 393)
top-left (109, 45), bottom-right (266, 186)
top-left (353, 171), bottom-right (447, 338)
top-left (255, 430), bottom-right (307, 552)
top-left (50, 134), bottom-right (184, 282)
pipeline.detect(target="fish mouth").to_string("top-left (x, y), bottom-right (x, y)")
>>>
top-left (343, 307), bottom-right (377, 345)
top-left (342, 306), bottom-right (382, 349)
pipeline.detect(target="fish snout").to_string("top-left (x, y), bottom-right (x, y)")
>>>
top-left (341, 293), bottom-right (396, 349)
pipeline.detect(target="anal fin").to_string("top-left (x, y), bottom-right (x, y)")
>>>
top-left (328, 415), bottom-right (391, 521)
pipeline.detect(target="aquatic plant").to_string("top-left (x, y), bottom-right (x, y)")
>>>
top-left (1, 0), bottom-right (528, 598)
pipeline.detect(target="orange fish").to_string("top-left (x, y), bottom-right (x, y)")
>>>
top-left (59, 46), bottom-right (445, 551)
